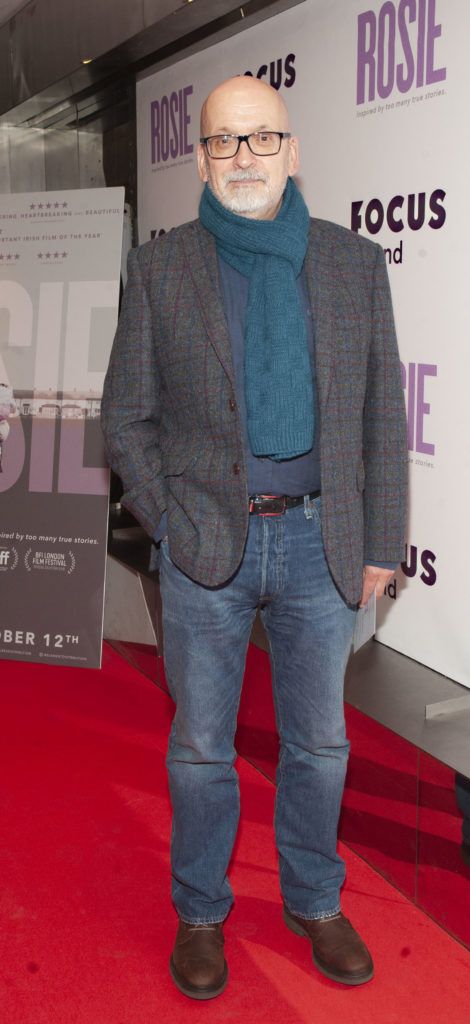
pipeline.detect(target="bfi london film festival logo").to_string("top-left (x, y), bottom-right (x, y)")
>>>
top-left (356, 0), bottom-right (446, 113)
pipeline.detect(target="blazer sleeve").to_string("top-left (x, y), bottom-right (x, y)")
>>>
top-left (100, 246), bottom-right (167, 537)
top-left (362, 245), bottom-right (408, 564)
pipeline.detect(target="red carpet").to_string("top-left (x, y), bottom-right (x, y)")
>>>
top-left (1, 643), bottom-right (469, 1023)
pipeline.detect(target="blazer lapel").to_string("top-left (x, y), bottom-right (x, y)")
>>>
top-left (180, 221), bottom-right (235, 386)
top-left (305, 220), bottom-right (337, 415)
top-left (306, 218), bottom-right (366, 415)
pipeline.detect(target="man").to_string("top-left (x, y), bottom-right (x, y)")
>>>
top-left (101, 75), bottom-right (407, 999)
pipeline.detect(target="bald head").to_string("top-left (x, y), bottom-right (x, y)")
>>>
top-left (200, 75), bottom-right (290, 137)
top-left (197, 74), bottom-right (299, 220)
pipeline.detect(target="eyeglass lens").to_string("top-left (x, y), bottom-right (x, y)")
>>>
top-left (207, 132), bottom-right (282, 157)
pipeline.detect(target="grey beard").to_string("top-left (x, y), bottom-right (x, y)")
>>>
top-left (222, 184), bottom-right (272, 214)
top-left (209, 168), bottom-right (284, 215)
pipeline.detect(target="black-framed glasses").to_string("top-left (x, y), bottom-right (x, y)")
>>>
top-left (200, 131), bottom-right (291, 159)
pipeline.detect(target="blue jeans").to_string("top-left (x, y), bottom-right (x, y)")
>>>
top-left (159, 496), bottom-right (356, 924)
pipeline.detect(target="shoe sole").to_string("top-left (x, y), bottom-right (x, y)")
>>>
top-left (169, 956), bottom-right (228, 1000)
top-left (283, 908), bottom-right (374, 986)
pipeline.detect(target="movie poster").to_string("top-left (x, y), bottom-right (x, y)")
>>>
top-left (0, 187), bottom-right (124, 668)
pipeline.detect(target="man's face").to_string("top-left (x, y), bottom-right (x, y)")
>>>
top-left (197, 79), bottom-right (299, 220)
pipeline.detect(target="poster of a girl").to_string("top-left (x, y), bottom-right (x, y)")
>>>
top-left (0, 383), bottom-right (14, 472)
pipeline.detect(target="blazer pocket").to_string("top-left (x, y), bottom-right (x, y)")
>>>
top-left (163, 447), bottom-right (199, 477)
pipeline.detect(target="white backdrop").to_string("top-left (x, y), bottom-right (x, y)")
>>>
top-left (136, 0), bottom-right (470, 687)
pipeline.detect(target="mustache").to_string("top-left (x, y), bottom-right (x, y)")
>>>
top-left (223, 169), bottom-right (268, 184)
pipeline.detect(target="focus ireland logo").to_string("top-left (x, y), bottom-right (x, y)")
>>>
top-left (350, 188), bottom-right (446, 265)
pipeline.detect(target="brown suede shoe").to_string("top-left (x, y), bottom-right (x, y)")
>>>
top-left (170, 919), bottom-right (228, 1000)
top-left (283, 906), bottom-right (374, 986)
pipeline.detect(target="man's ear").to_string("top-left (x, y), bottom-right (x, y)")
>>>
top-left (197, 144), bottom-right (209, 183)
top-left (287, 135), bottom-right (300, 177)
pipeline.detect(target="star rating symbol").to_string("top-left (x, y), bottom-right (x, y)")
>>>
top-left (30, 197), bottom-right (69, 211)
top-left (0, 254), bottom-right (4, 261)
top-left (15, 254), bottom-right (20, 260)
top-left (37, 250), bottom-right (68, 260)
top-left (37, 250), bottom-right (67, 260)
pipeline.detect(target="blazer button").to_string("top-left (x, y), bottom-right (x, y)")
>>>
top-left (233, 462), bottom-right (240, 475)
top-left (229, 398), bottom-right (236, 411)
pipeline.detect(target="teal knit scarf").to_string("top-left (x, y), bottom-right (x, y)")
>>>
top-left (199, 177), bottom-right (313, 461)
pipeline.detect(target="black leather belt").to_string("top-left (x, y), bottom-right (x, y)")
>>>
top-left (248, 490), bottom-right (321, 516)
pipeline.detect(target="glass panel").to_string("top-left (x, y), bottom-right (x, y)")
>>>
top-left (107, 639), bottom-right (161, 687)
top-left (340, 706), bottom-right (419, 900)
top-left (416, 752), bottom-right (470, 949)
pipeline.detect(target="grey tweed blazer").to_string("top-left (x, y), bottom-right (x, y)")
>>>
top-left (101, 217), bottom-right (408, 604)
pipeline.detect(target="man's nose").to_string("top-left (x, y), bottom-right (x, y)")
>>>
top-left (233, 139), bottom-right (255, 168)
